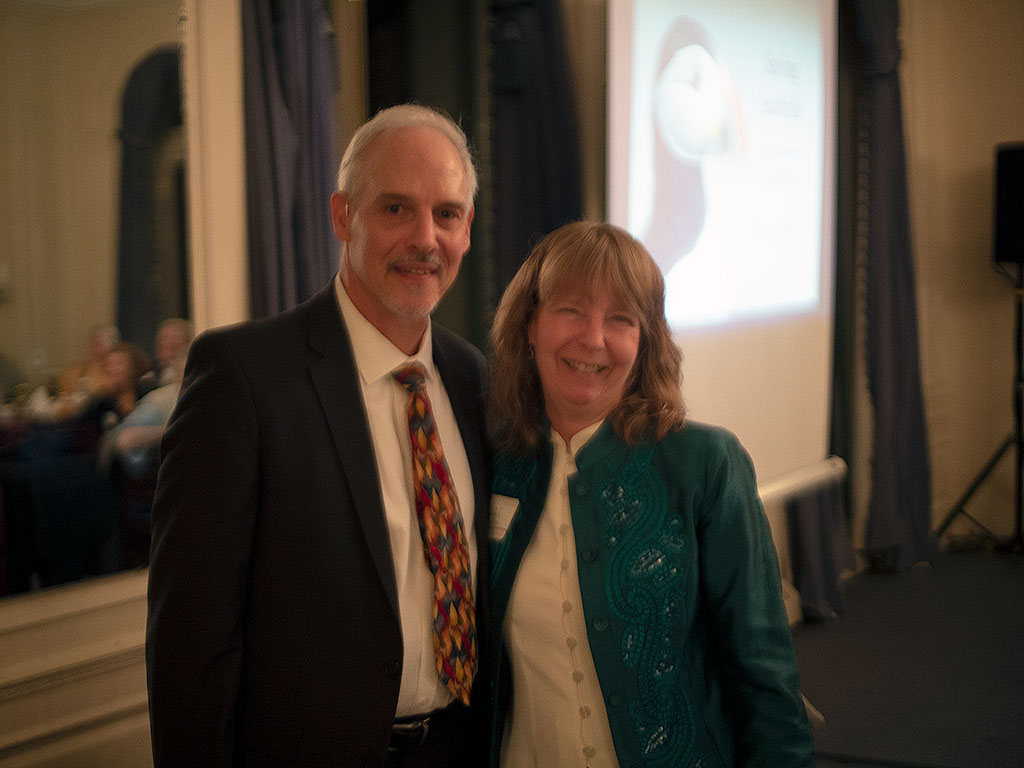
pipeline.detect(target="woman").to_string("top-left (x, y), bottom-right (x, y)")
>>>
top-left (77, 341), bottom-right (156, 438)
top-left (487, 221), bottom-right (813, 767)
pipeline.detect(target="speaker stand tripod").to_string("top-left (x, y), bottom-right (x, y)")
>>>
top-left (936, 262), bottom-right (1024, 554)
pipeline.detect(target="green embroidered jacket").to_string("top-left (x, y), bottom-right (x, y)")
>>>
top-left (488, 421), bottom-right (814, 768)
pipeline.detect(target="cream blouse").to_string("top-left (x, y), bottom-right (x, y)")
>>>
top-left (501, 423), bottom-right (619, 768)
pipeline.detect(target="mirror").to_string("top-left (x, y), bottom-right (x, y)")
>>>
top-left (0, 0), bottom-right (185, 596)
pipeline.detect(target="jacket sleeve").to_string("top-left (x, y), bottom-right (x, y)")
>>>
top-left (696, 432), bottom-right (815, 767)
top-left (145, 330), bottom-right (260, 768)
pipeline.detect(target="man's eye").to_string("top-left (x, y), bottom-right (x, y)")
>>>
top-left (437, 208), bottom-right (462, 224)
top-left (386, 203), bottom-right (402, 214)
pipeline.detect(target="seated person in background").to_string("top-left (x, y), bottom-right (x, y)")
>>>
top-left (102, 344), bottom-right (187, 477)
top-left (79, 341), bottom-right (157, 437)
top-left (57, 324), bottom-right (120, 401)
top-left (154, 318), bottom-right (194, 386)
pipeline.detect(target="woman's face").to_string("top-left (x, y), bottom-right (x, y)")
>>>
top-left (529, 286), bottom-right (641, 441)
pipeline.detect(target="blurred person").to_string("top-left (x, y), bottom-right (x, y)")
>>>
top-left (101, 342), bottom-right (188, 478)
top-left (78, 341), bottom-right (155, 432)
top-left (153, 317), bottom-right (194, 386)
top-left (56, 324), bottom-right (120, 411)
top-left (486, 221), bottom-right (813, 767)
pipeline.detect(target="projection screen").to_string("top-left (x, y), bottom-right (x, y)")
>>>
top-left (607, 0), bottom-right (838, 486)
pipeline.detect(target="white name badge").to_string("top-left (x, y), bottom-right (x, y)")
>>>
top-left (489, 494), bottom-right (519, 541)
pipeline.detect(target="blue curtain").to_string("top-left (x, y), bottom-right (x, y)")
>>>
top-left (788, 482), bottom-right (855, 619)
top-left (242, 0), bottom-right (338, 318)
top-left (855, 0), bottom-right (936, 570)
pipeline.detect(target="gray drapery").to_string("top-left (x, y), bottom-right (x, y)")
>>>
top-left (855, 0), bottom-right (936, 570)
top-left (242, 0), bottom-right (338, 319)
top-left (116, 47), bottom-right (184, 352)
top-left (788, 482), bottom-right (855, 619)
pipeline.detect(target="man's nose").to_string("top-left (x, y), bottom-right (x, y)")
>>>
top-left (408, 211), bottom-right (439, 254)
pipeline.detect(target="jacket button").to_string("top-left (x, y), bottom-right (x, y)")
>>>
top-left (581, 547), bottom-right (596, 562)
top-left (575, 482), bottom-right (590, 495)
top-left (592, 616), bottom-right (609, 631)
top-left (384, 660), bottom-right (400, 676)
top-left (608, 694), bottom-right (623, 708)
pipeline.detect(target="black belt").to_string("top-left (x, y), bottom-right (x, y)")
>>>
top-left (389, 703), bottom-right (460, 755)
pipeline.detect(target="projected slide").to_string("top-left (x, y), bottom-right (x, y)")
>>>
top-left (610, 0), bottom-right (828, 331)
top-left (608, 0), bottom-right (836, 483)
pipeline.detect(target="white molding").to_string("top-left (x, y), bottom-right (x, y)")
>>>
top-left (181, 0), bottom-right (250, 332)
top-left (0, 571), bottom-right (150, 767)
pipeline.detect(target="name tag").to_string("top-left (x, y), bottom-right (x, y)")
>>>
top-left (489, 494), bottom-right (519, 541)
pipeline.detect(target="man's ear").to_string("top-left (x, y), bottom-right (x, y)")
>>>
top-left (330, 192), bottom-right (351, 242)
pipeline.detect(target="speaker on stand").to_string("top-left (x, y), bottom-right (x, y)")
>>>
top-left (936, 142), bottom-right (1024, 553)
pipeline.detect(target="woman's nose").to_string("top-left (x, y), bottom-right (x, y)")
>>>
top-left (578, 313), bottom-right (605, 348)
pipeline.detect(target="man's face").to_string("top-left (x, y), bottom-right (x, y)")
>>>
top-left (331, 125), bottom-right (473, 349)
top-left (156, 326), bottom-right (186, 365)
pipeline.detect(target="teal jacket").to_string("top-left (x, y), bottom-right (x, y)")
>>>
top-left (488, 421), bottom-right (813, 768)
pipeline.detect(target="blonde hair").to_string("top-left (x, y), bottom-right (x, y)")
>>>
top-left (489, 221), bottom-right (685, 454)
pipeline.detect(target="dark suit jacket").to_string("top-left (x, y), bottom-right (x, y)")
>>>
top-left (146, 282), bottom-right (491, 768)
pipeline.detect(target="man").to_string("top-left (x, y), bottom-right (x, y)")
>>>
top-left (146, 104), bottom-right (490, 768)
top-left (153, 317), bottom-right (195, 386)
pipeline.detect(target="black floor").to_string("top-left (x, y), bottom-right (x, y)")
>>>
top-left (791, 550), bottom-right (1024, 768)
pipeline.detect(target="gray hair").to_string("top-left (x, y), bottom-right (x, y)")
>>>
top-left (336, 103), bottom-right (478, 207)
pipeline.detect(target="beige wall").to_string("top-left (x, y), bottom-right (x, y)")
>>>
top-left (0, 0), bottom-right (181, 386)
top-left (902, 0), bottom-right (1024, 540)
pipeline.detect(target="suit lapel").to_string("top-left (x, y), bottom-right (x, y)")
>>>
top-left (305, 284), bottom-right (399, 618)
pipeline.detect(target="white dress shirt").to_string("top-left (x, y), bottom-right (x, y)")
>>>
top-left (335, 275), bottom-right (477, 716)
top-left (501, 423), bottom-right (619, 768)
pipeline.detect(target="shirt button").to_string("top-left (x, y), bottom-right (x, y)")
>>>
top-left (579, 705), bottom-right (591, 718)
top-left (583, 746), bottom-right (596, 758)
top-left (561, 558), bottom-right (571, 571)
top-left (562, 600), bottom-right (573, 613)
top-left (572, 670), bottom-right (584, 682)
top-left (559, 523), bottom-right (569, 535)
top-left (566, 637), bottom-right (577, 649)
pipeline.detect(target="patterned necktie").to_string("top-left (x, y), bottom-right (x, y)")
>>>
top-left (393, 363), bottom-right (476, 705)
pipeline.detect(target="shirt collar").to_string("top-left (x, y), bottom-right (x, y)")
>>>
top-left (334, 274), bottom-right (436, 387)
top-left (551, 420), bottom-right (604, 461)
